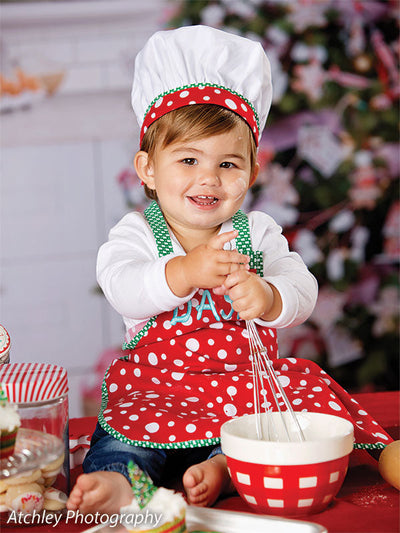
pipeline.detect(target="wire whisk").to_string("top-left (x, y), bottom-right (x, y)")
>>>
top-left (246, 320), bottom-right (305, 442)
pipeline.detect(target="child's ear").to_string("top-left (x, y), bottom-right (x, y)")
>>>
top-left (249, 162), bottom-right (260, 188)
top-left (134, 151), bottom-right (156, 190)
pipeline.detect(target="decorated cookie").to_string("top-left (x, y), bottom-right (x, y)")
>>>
top-left (5, 468), bottom-right (42, 486)
top-left (5, 482), bottom-right (44, 513)
top-left (0, 479), bottom-right (8, 494)
top-left (43, 487), bottom-right (68, 511)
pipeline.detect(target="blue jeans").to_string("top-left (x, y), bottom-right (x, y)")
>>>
top-left (83, 423), bottom-right (222, 486)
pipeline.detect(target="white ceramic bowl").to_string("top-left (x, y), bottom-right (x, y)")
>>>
top-left (221, 412), bottom-right (354, 516)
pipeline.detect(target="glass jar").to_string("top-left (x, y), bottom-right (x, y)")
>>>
top-left (16, 394), bottom-right (69, 490)
top-left (0, 363), bottom-right (69, 518)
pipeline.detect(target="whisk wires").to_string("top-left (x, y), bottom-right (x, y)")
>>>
top-left (246, 320), bottom-right (305, 442)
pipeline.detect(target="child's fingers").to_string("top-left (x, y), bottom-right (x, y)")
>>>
top-left (213, 285), bottom-right (228, 296)
top-left (208, 230), bottom-right (238, 250)
top-left (229, 291), bottom-right (261, 320)
top-left (207, 230), bottom-right (249, 266)
top-left (216, 249), bottom-right (249, 265)
top-left (224, 269), bottom-right (249, 289)
top-left (230, 262), bottom-right (250, 274)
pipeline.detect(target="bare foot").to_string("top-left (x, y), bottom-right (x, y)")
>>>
top-left (182, 454), bottom-right (235, 507)
top-left (67, 471), bottom-right (132, 514)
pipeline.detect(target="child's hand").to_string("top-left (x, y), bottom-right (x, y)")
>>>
top-left (166, 230), bottom-right (250, 297)
top-left (219, 269), bottom-right (282, 321)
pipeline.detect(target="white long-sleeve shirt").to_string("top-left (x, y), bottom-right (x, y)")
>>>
top-left (97, 210), bottom-right (318, 336)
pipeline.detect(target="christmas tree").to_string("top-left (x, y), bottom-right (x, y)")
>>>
top-left (156, 0), bottom-right (399, 392)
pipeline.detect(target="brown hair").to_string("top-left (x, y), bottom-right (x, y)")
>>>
top-left (140, 104), bottom-right (257, 200)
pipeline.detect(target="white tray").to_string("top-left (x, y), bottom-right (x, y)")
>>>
top-left (84, 506), bottom-right (327, 533)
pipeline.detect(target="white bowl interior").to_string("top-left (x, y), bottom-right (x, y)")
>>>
top-left (221, 412), bottom-right (354, 465)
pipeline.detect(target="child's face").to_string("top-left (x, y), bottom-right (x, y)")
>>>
top-left (137, 123), bottom-right (257, 235)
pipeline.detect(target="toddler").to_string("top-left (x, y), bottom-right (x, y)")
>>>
top-left (68, 25), bottom-right (392, 515)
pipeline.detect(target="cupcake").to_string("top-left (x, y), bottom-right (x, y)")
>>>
top-left (120, 462), bottom-right (187, 533)
top-left (0, 390), bottom-right (21, 460)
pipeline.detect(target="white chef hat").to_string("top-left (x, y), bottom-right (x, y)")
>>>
top-left (131, 25), bottom-right (272, 146)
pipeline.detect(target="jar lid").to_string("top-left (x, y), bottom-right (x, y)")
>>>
top-left (0, 325), bottom-right (10, 356)
top-left (0, 363), bottom-right (68, 403)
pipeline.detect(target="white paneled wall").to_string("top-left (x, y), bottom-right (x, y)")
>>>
top-left (0, 1), bottom-right (167, 417)
top-left (1, 0), bottom-right (168, 94)
top-left (2, 143), bottom-right (98, 258)
top-left (0, 137), bottom-right (137, 418)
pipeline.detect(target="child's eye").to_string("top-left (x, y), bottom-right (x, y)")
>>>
top-left (220, 162), bottom-right (236, 169)
top-left (181, 158), bottom-right (197, 165)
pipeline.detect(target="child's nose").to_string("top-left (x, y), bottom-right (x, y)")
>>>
top-left (198, 166), bottom-right (221, 186)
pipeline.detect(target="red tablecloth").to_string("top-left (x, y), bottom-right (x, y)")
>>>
top-left (2, 391), bottom-right (399, 532)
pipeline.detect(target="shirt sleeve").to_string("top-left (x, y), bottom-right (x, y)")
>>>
top-left (248, 211), bottom-right (318, 329)
top-left (96, 212), bottom-right (195, 320)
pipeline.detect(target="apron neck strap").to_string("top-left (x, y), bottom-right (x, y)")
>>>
top-left (232, 210), bottom-right (263, 276)
top-left (144, 201), bottom-right (263, 276)
top-left (144, 201), bottom-right (174, 257)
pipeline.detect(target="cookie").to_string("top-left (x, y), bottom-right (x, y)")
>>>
top-left (5, 468), bottom-right (42, 486)
top-left (0, 479), bottom-right (8, 494)
top-left (0, 492), bottom-right (8, 512)
top-left (42, 465), bottom-right (62, 481)
top-left (43, 487), bottom-right (67, 511)
top-left (41, 453), bottom-right (65, 473)
top-left (43, 475), bottom-right (57, 488)
top-left (5, 482), bottom-right (44, 513)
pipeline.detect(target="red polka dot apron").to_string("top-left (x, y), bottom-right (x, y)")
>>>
top-left (99, 202), bottom-right (392, 452)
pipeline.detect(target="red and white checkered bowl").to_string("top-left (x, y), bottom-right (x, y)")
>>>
top-left (221, 412), bottom-right (354, 517)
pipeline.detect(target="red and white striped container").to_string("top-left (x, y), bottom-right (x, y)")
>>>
top-left (0, 363), bottom-right (69, 495)
top-left (0, 363), bottom-right (68, 403)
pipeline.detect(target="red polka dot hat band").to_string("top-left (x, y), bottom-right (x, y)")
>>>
top-left (140, 84), bottom-right (260, 145)
top-left (132, 25), bottom-right (272, 147)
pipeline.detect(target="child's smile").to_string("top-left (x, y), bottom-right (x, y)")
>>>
top-left (188, 195), bottom-right (219, 208)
